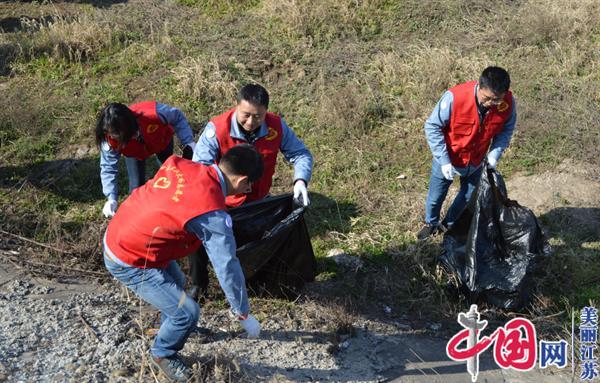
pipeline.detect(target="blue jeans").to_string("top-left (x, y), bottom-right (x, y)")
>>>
top-left (425, 159), bottom-right (483, 227)
top-left (124, 140), bottom-right (174, 193)
top-left (103, 253), bottom-right (199, 358)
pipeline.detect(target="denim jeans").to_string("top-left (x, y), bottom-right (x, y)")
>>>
top-left (103, 252), bottom-right (199, 358)
top-left (425, 159), bottom-right (483, 227)
top-left (124, 139), bottom-right (174, 193)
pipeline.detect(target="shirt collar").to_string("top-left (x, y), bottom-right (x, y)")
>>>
top-left (211, 164), bottom-right (227, 198)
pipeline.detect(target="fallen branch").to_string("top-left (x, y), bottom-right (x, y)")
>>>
top-left (530, 310), bottom-right (566, 322)
top-left (19, 259), bottom-right (106, 277)
top-left (0, 229), bottom-right (72, 254)
top-left (79, 312), bottom-right (100, 341)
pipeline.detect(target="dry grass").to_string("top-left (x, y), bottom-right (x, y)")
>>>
top-left (11, 12), bottom-right (119, 65)
top-left (257, 0), bottom-right (387, 44)
top-left (171, 56), bottom-right (246, 112)
top-left (509, 0), bottom-right (600, 46)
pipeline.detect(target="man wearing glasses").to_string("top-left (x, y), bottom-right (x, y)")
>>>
top-left (417, 66), bottom-right (517, 240)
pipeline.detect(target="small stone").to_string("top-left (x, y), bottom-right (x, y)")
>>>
top-left (112, 368), bottom-right (130, 377)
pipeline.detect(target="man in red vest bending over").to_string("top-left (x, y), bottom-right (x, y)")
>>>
top-left (188, 84), bottom-right (314, 300)
top-left (103, 144), bottom-right (263, 382)
top-left (95, 102), bottom-right (196, 218)
top-left (417, 66), bottom-right (517, 240)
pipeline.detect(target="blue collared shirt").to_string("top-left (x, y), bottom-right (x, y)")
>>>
top-left (424, 84), bottom-right (517, 167)
top-left (192, 111), bottom-right (313, 184)
top-left (100, 103), bottom-right (195, 200)
top-left (103, 164), bottom-right (250, 316)
top-left (184, 164), bottom-right (249, 316)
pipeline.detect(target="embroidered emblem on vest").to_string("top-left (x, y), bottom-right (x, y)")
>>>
top-left (497, 101), bottom-right (509, 113)
top-left (265, 126), bottom-right (278, 141)
top-left (153, 177), bottom-right (171, 189)
top-left (146, 124), bottom-right (159, 134)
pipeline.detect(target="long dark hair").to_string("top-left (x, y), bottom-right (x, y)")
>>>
top-left (94, 103), bottom-right (138, 149)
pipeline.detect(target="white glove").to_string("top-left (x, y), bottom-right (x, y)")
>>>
top-left (102, 199), bottom-right (118, 218)
top-left (239, 314), bottom-right (261, 338)
top-left (486, 154), bottom-right (498, 169)
top-left (441, 163), bottom-right (457, 181)
top-left (293, 180), bottom-right (310, 206)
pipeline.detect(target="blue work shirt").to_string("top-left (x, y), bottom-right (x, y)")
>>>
top-left (100, 103), bottom-right (195, 200)
top-left (424, 84), bottom-right (517, 167)
top-left (192, 111), bottom-right (313, 184)
top-left (184, 164), bottom-right (249, 316)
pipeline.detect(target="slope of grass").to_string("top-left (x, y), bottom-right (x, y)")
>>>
top-left (1, 0), bottom-right (599, 336)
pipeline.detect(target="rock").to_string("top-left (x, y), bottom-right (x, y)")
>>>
top-left (326, 248), bottom-right (364, 269)
top-left (111, 368), bottom-right (130, 377)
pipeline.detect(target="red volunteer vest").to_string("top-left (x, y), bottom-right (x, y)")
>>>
top-left (445, 81), bottom-right (513, 167)
top-left (211, 108), bottom-right (283, 207)
top-left (105, 156), bottom-right (225, 268)
top-left (106, 101), bottom-right (175, 160)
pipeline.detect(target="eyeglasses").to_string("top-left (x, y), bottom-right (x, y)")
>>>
top-left (478, 88), bottom-right (505, 105)
top-left (480, 95), bottom-right (504, 105)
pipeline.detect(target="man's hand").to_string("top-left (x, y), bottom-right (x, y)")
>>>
top-left (182, 142), bottom-right (196, 160)
top-left (102, 199), bottom-right (118, 218)
top-left (441, 163), bottom-right (457, 181)
top-left (293, 180), bottom-right (310, 206)
top-left (486, 154), bottom-right (498, 169)
top-left (239, 314), bottom-right (261, 338)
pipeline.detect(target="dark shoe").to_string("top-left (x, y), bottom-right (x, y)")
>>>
top-left (149, 354), bottom-right (190, 382)
top-left (417, 223), bottom-right (445, 241)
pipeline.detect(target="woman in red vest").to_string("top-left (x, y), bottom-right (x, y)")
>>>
top-left (95, 101), bottom-right (196, 218)
top-left (103, 144), bottom-right (263, 382)
top-left (418, 67), bottom-right (517, 240)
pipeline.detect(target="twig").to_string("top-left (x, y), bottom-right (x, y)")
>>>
top-left (5, 256), bottom-right (23, 271)
top-left (0, 229), bottom-right (72, 254)
top-left (409, 347), bottom-right (440, 376)
top-left (79, 312), bottom-right (100, 341)
top-left (530, 310), bottom-right (565, 322)
top-left (19, 259), bottom-right (106, 277)
top-left (405, 358), bottom-right (428, 376)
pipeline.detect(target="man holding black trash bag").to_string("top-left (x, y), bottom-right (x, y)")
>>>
top-left (418, 66), bottom-right (517, 240)
top-left (188, 83), bottom-right (314, 300)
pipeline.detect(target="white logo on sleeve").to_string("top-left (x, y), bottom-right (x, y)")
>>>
top-left (225, 214), bottom-right (233, 228)
top-left (441, 100), bottom-right (448, 110)
top-left (205, 128), bottom-right (216, 139)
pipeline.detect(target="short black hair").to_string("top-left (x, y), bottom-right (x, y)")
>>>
top-left (94, 103), bottom-right (138, 148)
top-left (236, 84), bottom-right (269, 108)
top-left (479, 66), bottom-right (511, 95)
top-left (220, 143), bottom-right (264, 183)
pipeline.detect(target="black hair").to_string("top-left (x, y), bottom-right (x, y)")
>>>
top-left (94, 103), bottom-right (138, 148)
top-left (220, 143), bottom-right (264, 183)
top-left (479, 66), bottom-right (511, 95)
top-left (236, 84), bottom-right (269, 108)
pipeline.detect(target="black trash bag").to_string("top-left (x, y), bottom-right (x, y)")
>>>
top-left (439, 167), bottom-right (550, 310)
top-left (228, 193), bottom-right (316, 299)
